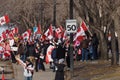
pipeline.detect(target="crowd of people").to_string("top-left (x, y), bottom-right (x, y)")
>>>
top-left (0, 31), bottom-right (100, 80)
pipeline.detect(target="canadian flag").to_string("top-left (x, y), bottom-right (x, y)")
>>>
top-left (36, 24), bottom-right (42, 34)
top-left (11, 27), bottom-right (18, 34)
top-left (62, 31), bottom-right (67, 41)
top-left (45, 45), bottom-right (55, 64)
top-left (2, 31), bottom-right (7, 39)
top-left (22, 29), bottom-right (31, 40)
top-left (8, 31), bottom-right (14, 39)
top-left (81, 21), bottom-right (88, 31)
top-left (0, 15), bottom-right (10, 26)
top-left (73, 26), bottom-right (86, 41)
top-left (55, 26), bottom-right (63, 38)
top-left (44, 24), bottom-right (53, 40)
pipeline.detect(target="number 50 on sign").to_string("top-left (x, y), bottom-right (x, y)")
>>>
top-left (66, 20), bottom-right (77, 33)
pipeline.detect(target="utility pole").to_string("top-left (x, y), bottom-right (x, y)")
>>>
top-left (69, 0), bottom-right (74, 78)
top-left (53, 0), bottom-right (56, 26)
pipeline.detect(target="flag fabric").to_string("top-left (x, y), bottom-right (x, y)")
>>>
top-left (0, 15), bottom-right (10, 26)
top-left (8, 32), bottom-right (14, 39)
top-left (36, 24), bottom-right (42, 34)
top-left (40, 35), bottom-right (46, 41)
top-left (0, 35), bottom-right (4, 42)
top-left (4, 51), bottom-right (11, 57)
top-left (33, 24), bottom-right (41, 34)
top-left (2, 31), bottom-right (7, 39)
top-left (45, 45), bottom-right (55, 64)
top-left (33, 26), bottom-right (37, 33)
top-left (11, 27), bottom-right (18, 34)
top-left (55, 26), bottom-right (63, 38)
top-left (81, 21), bottom-right (88, 31)
top-left (44, 24), bottom-right (53, 40)
top-left (62, 31), bottom-right (67, 41)
top-left (22, 29), bottom-right (31, 40)
top-left (73, 25), bottom-right (86, 41)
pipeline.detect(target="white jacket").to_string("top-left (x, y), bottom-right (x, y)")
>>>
top-left (23, 64), bottom-right (34, 77)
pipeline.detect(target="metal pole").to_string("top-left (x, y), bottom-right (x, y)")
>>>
top-left (69, 0), bottom-right (74, 78)
top-left (40, 0), bottom-right (43, 27)
top-left (53, 0), bottom-right (56, 26)
top-left (70, 0), bottom-right (73, 19)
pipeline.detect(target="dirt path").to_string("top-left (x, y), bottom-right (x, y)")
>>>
top-left (66, 60), bottom-right (120, 80)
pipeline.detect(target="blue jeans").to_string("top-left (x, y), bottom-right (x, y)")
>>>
top-left (89, 46), bottom-right (94, 60)
top-left (82, 48), bottom-right (88, 61)
top-left (25, 76), bottom-right (32, 80)
top-left (20, 54), bottom-right (26, 62)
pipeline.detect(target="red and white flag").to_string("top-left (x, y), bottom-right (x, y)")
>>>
top-left (36, 24), bottom-right (42, 34)
top-left (62, 31), bottom-right (67, 41)
top-left (11, 27), bottom-right (18, 34)
top-left (2, 31), bottom-right (7, 39)
top-left (44, 24), bottom-right (53, 40)
top-left (81, 21), bottom-right (88, 31)
top-left (0, 15), bottom-right (10, 26)
top-left (8, 32), bottom-right (14, 39)
top-left (22, 29), bottom-right (31, 40)
top-left (0, 35), bottom-right (4, 42)
top-left (45, 45), bottom-right (55, 64)
top-left (55, 26), bottom-right (63, 38)
top-left (73, 26), bottom-right (86, 41)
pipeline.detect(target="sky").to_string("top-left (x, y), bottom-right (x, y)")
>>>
top-left (0, 25), bottom-right (8, 35)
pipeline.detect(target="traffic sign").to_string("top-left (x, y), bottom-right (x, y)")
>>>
top-left (66, 20), bottom-right (77, 33)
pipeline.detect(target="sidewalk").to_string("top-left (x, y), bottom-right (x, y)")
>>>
top-left (0, 60), bottom-right (14, 80)
top-left (12, 63), bottom-right (55, 80)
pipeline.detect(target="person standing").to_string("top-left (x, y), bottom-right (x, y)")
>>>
top-left (55, 59), bottom-right (65, 80)
top-left (16, 57), bottom-right (34, 80)
top-left (80, 36), bottom-right (89, 62)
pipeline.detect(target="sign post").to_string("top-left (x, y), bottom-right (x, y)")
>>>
top-left (66, 19), bottom-right (77, 78)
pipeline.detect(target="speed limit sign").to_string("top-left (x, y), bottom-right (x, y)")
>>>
top-left (66, 19), bottom-right (77, 33)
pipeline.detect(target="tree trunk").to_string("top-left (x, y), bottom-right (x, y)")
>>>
top-left (112, 14), bottom-right (120, 65)
top-left (111, 29), bottom-right (117, 65)
top-left (99, 32), bottom-right (107, 60)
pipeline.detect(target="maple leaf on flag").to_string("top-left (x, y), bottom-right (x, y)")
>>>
top-left (0, 15), bottom-right (10, 26)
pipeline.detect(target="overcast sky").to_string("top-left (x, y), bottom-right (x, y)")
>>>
top-left (0, 25), bottom-right (8, 35)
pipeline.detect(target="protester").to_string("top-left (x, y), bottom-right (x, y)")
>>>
top-left (55, 59), bottom-right (65, 80)
top-left (15, 57), bottom-right (34, 80)
top-left (35, 43), bottom-right (41, 72)
top-left (91, 33), bottom-right (99, 59)
top-left (39, 53), bottom-right (45, 71)
top-left (80, 35), bottom-right (89, 62)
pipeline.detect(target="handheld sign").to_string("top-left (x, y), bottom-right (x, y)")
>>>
top-left (11, 47), bottom-right (18, 51)
top-left (66, 20), bottom-right (77, 33)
